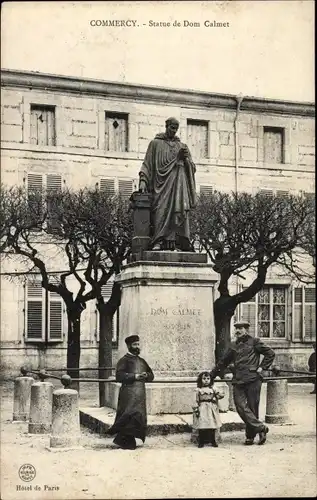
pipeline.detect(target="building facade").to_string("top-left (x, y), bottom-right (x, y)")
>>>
top-left (0, 69), bottom-right (315, 377)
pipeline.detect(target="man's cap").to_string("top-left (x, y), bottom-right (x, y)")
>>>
top-left (234, 319), bottom-right (250, 328)
top-left (125, 335), bottom-right (140, 345)
top-left (165, 117), bottom-right (179, 126)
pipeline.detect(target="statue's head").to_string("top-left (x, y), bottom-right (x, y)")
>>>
top-left (165, 117), bottom-right (179, 138)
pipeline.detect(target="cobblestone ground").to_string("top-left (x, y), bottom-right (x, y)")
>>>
top-left (1, 382), bottom-right (316, 499)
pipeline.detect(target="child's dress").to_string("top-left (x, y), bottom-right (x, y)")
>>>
top-left (194, 386), bottom-right (223, 430)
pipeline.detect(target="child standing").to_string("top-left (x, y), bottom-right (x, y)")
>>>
top-left (193, 371), bottom-right (224, 448)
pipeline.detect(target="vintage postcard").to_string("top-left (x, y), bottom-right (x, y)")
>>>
top-left (1, 1), bottom-right (315, 499)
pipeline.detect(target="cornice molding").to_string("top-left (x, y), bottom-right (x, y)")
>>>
top-left (1, 69), bottom-right (315, 117)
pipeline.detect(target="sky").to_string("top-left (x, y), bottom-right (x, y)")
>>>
top-left (1, 1), bottom-right (315, 102)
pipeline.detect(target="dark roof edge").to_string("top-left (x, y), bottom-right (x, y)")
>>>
top-left (1, 69), bottom-right (315, 117)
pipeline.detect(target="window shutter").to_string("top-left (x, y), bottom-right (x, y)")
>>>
top-left (304, 288), bottom-right (316, 342)
top-left (101, 283), bottom-right (113, 299)
top-left (27, 174), bottom-right (43, 230)
top-left (118, 179), bottom-right (133, 199)
top-left (47, 175), bottom-right (62, 233)
top-left (47, 175), bottom-right (62, 192)
top-left (30, 105), bottom-right (56, 146)
top-left (187, 119), bottom-right (208, 159)
top-left (277, 190), bottom-right (289, 198)
top-left (263, 127), bottom-right (283, 164)
top-left (105, 113), bottom-right (128, 152)
top-left (48, 291), bottom-right (63, 340)
top-left (200, 185), bottom-right (213, 197)
top-left (259, 189), bottom-right (274, 198)
top-left (100, 178), bottom-right (115, 196)
top-left (26, 282), bottom-right (43, 340)
top-left (28, 173), bottom-right (43, 193)
top-left (292, 287), bottom-right (303, 342)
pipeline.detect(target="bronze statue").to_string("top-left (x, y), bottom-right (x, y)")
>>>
top-left (138, 117), bottom-right (197, 251)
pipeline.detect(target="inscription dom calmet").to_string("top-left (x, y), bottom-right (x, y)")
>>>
top-left (150, 307), bottom-right (201, 316)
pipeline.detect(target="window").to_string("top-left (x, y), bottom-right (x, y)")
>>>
top-left (99, 178), bottom-right (135, 199)
top-left (25, 281), bottom-right (63, 342)
top-left (30, 105), bottom-right (56, 146)
top-left (293, 286), bottom-right (316, 342)
top-left (240, 285), bottom-right (288, 339)
top-left (263, 127), bottom-right (284, 164)
top-left (95, 282), bottom-right (119, 346)
top-left (187, 119), bottom-right (208, 159)
top-left (258, 189), bottom-right (289, 198)
top-left (105, 112), bottom-right (128, 152)
top-left (27, 173), bottom-right (62, 232)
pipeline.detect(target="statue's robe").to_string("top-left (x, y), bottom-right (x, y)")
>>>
top-left (139, 133), bottom-right (197, 249)
top-left (107, 353), bottom-right (154, 442)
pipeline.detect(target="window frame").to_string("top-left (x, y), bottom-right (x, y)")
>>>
top-left (30, 104), bottom-right (56, 147)
top-left (24, 280), bottom-right (64, 344)
top-left (241, 284), bottom-right (289, 340)
top-left (105, 111), bottom-right (129, 153)
top-left (98, 177), bottom-right (137, 197)
top-left (26, 173), bottom-right (63, 234)
top-left (292, 285), bottom-right (316, 343)
top-left (263, 126), bottom-right (285, 165)
top-left (186, 118), bottom-right (209, 160)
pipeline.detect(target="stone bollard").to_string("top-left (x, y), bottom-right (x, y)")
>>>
top-left (265, 379), bottom-right (290, 424)
top-left (28, 380), bottom-right (54, 434)
top-left (50, 375), bottom-right (81, 448)
top-left (215, 376), bottom-right (229, 413)
top-left (13, 367), bottom-right (34, 422)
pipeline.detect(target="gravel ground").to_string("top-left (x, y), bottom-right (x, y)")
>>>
top-left (1, 382), bottom-right (316, 499)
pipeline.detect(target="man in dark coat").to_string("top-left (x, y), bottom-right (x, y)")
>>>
top-left (210, 320), bottom-right (275, 446)
top-left (107, 335), bottom-right (154, 449)
top-left (138, 117), bottom-right (197, 252)
top-left (308, 342), bottom-right (316, 394)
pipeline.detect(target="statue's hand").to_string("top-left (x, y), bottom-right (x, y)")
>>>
top-left (182, 145), bottom-right (189, 159)
top-left (139, 179), bottom-right (148, 193)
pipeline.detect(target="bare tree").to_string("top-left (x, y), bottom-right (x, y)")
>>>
top-left (1, 185), bottom-right (132, 395)
top-left (191, 190), bottom-right (315, 363)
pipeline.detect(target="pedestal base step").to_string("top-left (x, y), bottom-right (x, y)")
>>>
top-left (80, 407), bottom-right (244, 437)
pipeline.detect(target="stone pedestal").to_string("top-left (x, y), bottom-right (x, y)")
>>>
top-left (130, 191), bottom-right (152, 255)
top-left (105, 256), bottom-right (218, 414)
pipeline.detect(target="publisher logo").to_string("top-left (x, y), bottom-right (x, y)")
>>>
top-left (18, 464), bottom-right (36, 482)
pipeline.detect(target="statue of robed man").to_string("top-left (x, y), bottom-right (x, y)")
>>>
top-left (139, 117), bottom-right (197, 251)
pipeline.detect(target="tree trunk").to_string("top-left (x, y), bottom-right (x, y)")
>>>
top-left (213, 295), bottom-right (237, 366)
top-left (98, 306), bottom-right (113, 407)
top-left (66, 307), bottom-right (82, 392)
